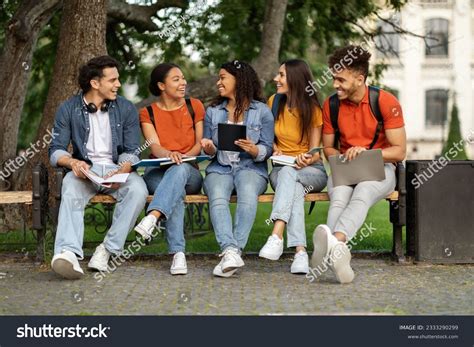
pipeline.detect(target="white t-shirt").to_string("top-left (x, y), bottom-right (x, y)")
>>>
top-left (86, 108), bottom-right (114, 165)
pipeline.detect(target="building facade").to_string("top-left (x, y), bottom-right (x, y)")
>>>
top-left (374, 0), bottom-right (473, 159)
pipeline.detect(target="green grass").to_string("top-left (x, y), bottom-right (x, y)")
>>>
top-left (0, 200), bottom-right (404, 257)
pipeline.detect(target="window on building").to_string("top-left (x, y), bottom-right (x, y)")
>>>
top-left (425, 89), bottom-right (449, 127)
top-left (425, 18), bottom-right (449, 57)
top-left (375, 16), bottom-right (400, 57)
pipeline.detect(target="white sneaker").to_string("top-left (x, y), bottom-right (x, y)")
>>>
top-left (259, 234), bottom-right (284, 260)
top-left (212, 264), bottom-right (238, 278)
top-left (134, 215), bottom-right (157, 241)
top-left (170, 252), bottom-right (187, 275)
top-left (88, 243), bottom-right (111, 272)
top-left (290, 250), bottom-right (309, 274)
top-left (51, 250), bottom-right (84, 280)
top-left (212, 248), bottom-right (244, 277)
top-left (220, 247), bottom-right (244, 272)
top-left (329, 242), bottom-right (355, 284)
top-left (311, 224), bottom-right (338, 270)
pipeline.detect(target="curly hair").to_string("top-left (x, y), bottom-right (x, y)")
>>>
top-left (78, 56), bottom-right (120, 93)
top-left (211, 60), bottom-right (265, 122)
top-left (328, 45), bottom-right (372, 80)
top-left (276, 59), bottom-right (321, 145)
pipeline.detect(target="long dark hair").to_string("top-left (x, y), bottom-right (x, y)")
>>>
top-left (276, 59), bottom-right (321, 144)
top-left (211, 60), bottom-right (265, 122)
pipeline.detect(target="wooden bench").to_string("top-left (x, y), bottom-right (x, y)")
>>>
top-left (89, 191), bottom-right (399, 204)
top-left (47, 163), bottom-right (407, 262)
top-left (0, 165), bottom-right (49, 260)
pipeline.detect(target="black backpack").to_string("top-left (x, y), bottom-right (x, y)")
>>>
top-left (146, 97), bottom-right (195, 130)
top-left (329, 86), bottom-right (384, 149)
top-left (271, 88), bottom-right (385, 215)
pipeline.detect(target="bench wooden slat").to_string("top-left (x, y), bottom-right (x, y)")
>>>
top-left (0, 191), bottom-right (33, 205)
top-left (89, 191), bottom-right (399, 204)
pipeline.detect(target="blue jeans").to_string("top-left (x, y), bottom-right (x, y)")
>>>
top-left (269, 163), bottom-right (328, 248)
top-left (144, 163), bottom-right (203, 253)
top-left (203, 169), bottom-right (267, 252)
top-left (54, 164), bottom-right (148, 258)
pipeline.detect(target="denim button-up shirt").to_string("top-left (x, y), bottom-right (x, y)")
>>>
top-left (48, 93), bottom-right (141, 167)
top-left (203, 99), bottom-right (274, 179)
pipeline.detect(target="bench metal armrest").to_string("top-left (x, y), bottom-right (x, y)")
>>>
top-left (32, 163), bottom-right (49, 230)
top-left (51, 167), bottom-right (67, 224)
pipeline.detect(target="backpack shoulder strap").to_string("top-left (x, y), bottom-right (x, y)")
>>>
top-left (185, 97), bottom-right (195, 131)
top-left (271, 94), bottom-right (282, 119)
top-left (368, 86), bottom-right (383, 149)
top-left (146, 105), bottom-right (155, 128)
top-left (329, 93), bottom-right (340, 149)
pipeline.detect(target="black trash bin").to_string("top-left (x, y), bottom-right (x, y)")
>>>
top-left (406, 160), bottom-right (474, 263)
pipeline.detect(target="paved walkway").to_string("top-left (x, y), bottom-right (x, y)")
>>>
top-left (0, 255), bottom-right (472, 315)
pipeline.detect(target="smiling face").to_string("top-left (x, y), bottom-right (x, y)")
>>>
top-left (273, 64), bottom-right (289, 94)
top-left (216, 68), bottom-right (236, 99)
top-left (158, 67), bottom-right (187, 99)
top-left (331, 68), bottom-right (365, 101)
top-left (91, 67), bottom-right (121, 101)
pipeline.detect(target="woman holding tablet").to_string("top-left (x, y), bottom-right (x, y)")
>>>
top-left (201, 60), bottom-right (274, 278)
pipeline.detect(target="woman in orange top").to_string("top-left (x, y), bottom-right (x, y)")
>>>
top-left (134, 63), bottom-right (205, 276)
top-left (258, 59), bottom-right (328, 274)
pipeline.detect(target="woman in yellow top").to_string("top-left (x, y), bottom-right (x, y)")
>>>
top-left (259, 59), bottom-right (328, 274)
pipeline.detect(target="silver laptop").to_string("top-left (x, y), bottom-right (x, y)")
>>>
top-left (328, 149), bottom-right (385, 187)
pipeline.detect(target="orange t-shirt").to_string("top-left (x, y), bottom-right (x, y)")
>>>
top-left (139, 98), bottom-right (205, 156)
top-left (322, 87), bottom-right (404, 154)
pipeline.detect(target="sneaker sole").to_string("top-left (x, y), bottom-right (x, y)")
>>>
top-left (331, 243), bottom-right (354, 284)
top-left (311, 225), bottom-right (330, 269)
top-left (170, 268), bottom-right (188, 275)
top-left (213, 267), bottom-right (238, 278)
top-left (258, 250), bottom-right (282, 261)
top-left (52, 259), bottom-right (83, 280)
top-left (222, 260), bottom-right (245, 273)
top-left (290, 268), bottom-right (309, 274)
top-left (87, 262), bottom-right (108, 272)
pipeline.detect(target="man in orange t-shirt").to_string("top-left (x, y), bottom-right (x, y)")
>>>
top-left (310, 45), bottom-right (406, 284)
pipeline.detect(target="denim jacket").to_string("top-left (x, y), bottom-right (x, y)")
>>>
top-left (48, 93), bottom-right (141, 167)
top-left (203, 99), bottom-right (274, 179)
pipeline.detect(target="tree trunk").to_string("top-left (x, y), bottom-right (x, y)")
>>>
top-left (0, 0), bottom-right (61, 192)
top-left (3, 0), bottom-right (107, 231)
top-left (12, 0), bottom-right (107, 192)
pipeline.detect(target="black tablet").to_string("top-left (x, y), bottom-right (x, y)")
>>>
top-left (217, 123), bottom-right (247, 152)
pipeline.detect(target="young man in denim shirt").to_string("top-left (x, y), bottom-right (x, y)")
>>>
top-left (49, 56), bottom-right (148, 279)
